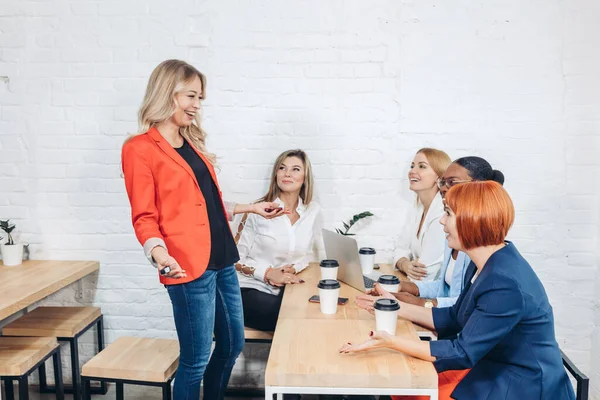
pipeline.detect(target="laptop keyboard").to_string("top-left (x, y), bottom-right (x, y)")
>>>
top-left (363, 275), bottom-right (376, 289)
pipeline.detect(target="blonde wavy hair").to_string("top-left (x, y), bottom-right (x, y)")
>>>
top-left (124, 59), bottom-right (216, 164)
top-left (258, 149), bottom-right (314, 205)
top-left (416, 147), bottom-right (451, 178)
top-left (412, 147), bottom-right (451, 204)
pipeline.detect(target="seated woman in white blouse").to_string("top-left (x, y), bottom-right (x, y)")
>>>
top-left (394, 148), bottom-right (451, 282)
top-left (234, 149), bottom-right (324, 332)
top-left (360, 156), bottom-right (505, 310)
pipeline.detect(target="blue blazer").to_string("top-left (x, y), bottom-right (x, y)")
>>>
top-left (429, 242), bottom-right (575, 400)
top-left (414, 242), bottom-right (471, 308)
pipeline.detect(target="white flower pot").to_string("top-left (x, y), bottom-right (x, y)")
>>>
top-left (1, 243), bottom-right (24, 266)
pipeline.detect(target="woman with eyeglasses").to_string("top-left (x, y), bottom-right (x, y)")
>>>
top-left (343, 181), bottom-right (575, 400)
top-left (359, 156), bottom-right (505, 310)
top-left (393, 148), bottom-right (451, 282)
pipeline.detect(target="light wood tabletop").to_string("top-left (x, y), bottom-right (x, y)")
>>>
top-left (264, 262), bottom-right (439, 398)
top-left (0, 260), bottom-right (99, 321)
top-left (278, 262), bottom-right (376, 320)
top-left (265, 318), bottom-right (437, 390)
top-left (81, 336), bottom-right (179, 383)
top-left (0, 336), bottom-right (59, 376)
top-left (2, 306), bottom-right (102, 338)
top-left (279, 262), bottom-right (422, 322)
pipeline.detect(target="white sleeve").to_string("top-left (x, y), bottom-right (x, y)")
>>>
top-left (393, 205), bottom-right (417, 265)
top-left (294, 208), bottom-right (325, 274)
top-left (143, 237), bottom-right (167, 268)
top-left (418, 213), bottom-right (446, 279)
top-left (223, 201), bottom-right (236, 221)
top-left (236, 214), bottom-right (271, 282)
top-left (314, 210), bottom-right (326, 261)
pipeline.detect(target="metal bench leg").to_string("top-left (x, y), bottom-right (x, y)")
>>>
top-left (81, 378), bottom-right (91, 400)
top-left (5, 380), bottom-right (14, 400)
top-left (18, 376), bottom-right (29, 400)
top-left (96, 316), bottom-right (108, 394)
top-left (53, 348), bottom-right (65, 400)
top-left (38, 360), bottom-right (49, 392)
top-left (70, 338), bottom-right (81, 400)
top-left (116, 382), bottom-right (124, 400)
top-left (162, 380), bottom-right (172, 400)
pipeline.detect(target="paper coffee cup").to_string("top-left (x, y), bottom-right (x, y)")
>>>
top-left (318, 279), bottom-right (341, 315)
top-left (377, 275), bottom-right (400, 293)
top-left (359, 247), bottom-right (376, 274)
top-left (374, 298), bottom-right (400, 335)
top-left (320, 259), bottom-right (339, 280)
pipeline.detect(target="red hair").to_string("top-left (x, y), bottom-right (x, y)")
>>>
top-left (445, 181), bottom-right (514, 250)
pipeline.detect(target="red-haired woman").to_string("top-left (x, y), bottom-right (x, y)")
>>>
top-left (340, 181), bottom-right (575, 400)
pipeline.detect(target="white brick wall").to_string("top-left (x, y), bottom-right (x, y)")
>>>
top-left (1, 0), bottom-right (598, 395)
top-left (564, 1), bottom-right (600, 398)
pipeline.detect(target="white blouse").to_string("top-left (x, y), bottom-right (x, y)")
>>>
top-left (235, 198), bottom-right (325, 295)
top-left (445, 256), bottom-right (456, 286)
top-left (393, 192), bottom-right (446, 282)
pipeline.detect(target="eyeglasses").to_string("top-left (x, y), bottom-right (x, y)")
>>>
top-left (437, 178), bottom-right (472, 190)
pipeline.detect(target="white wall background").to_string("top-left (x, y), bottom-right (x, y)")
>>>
top-left (1, 0), bottom-right (599, 397)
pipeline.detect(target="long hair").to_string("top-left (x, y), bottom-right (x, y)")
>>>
top-left (258, 149), bottom-right (314, 205)
top-left (124, 59), bottom-right (216, 164)
top-left (412, 147), bottom-right (451, 205)
top-left (416, 148), bottom-right (452, 178)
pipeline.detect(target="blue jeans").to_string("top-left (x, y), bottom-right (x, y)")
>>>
top-left (166, 265), bottom-right (245, 400)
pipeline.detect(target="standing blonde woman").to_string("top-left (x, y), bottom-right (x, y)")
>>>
top-left (121, 59), bottom-right (285, 400)
top-left (394, 148), bottom-right (451, 284)
top-left (235, 149), bottom-right (325, 332)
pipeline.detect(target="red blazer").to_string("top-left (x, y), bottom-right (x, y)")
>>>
top-left (122, 127), bottom-right (232, 285)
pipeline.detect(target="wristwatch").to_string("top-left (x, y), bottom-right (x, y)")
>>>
top-left (424, 299), bottom-right (434, 309)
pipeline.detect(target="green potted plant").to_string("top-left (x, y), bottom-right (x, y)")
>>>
top-left (335, 211), bottom-right (374, 236)
top-left (0, 219), bottom-right (24, 266)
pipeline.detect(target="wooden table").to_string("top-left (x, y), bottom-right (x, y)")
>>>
top-left (0, 260), bottom-right (100, 321)
top-left (278, 263), bottom-right (437, 338)
top-left (265, 263), bottom-right (439, 399)
top-left (0, 260), bottom-right (99, 400)
top-left (277, 262), bottom-right (376, 320)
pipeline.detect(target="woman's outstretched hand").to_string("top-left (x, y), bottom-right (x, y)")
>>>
top-left (355, 283), bottom-right (397, 314)
top-left (339, 330), bottom-right (393, 354)
top-left (252, 202), bottom-right (290, 219)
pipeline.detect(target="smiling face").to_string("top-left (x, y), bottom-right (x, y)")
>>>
top-left (408, 152), bottom-right (440, 193)
top-left (439, 163), bottom-right (472, 198)
top-left (277, 156), bottom-right (305, 194)
top-left (171, 75), bottom-right (203, 128)
top-left (440, 204), bottom-right (463, 251)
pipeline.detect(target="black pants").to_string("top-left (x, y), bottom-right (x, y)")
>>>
top-left (240, 287), bottom-right (285, 331)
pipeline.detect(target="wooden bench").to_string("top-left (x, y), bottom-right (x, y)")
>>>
top-left (77, 329), bottom-right (271, 399)
top-left (243, 327), bottom-right (274, 343)
top-left (81, 336), bottom-right (179, 400)
top-left (211, 327), bottom-right (274, 344)
top-left (0, 337), bottom-right (64, 400)
top-left (2, 306), bottom-right (107, 399)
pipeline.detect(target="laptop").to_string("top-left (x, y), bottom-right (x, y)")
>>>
top-left (322, 229), bottom-right (381, 292)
